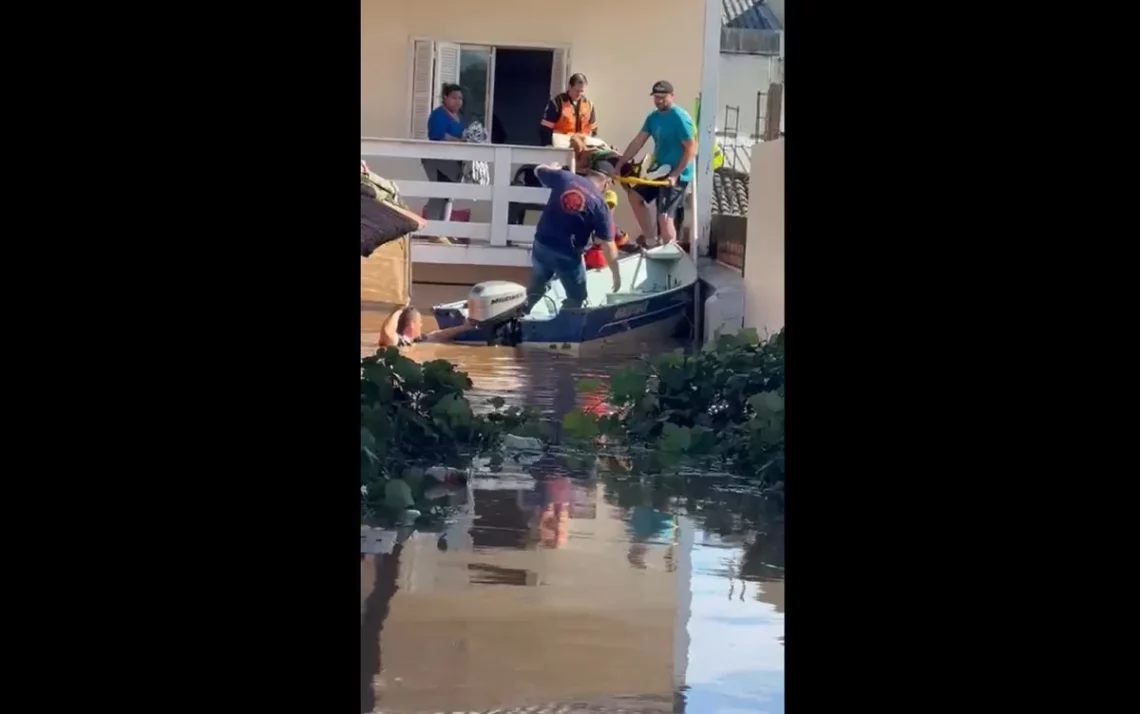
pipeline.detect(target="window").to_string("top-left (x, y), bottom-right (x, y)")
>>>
top-left (410, 40), bottom-right (569, 145)
top-left (459, 46), bottom-right (491, 126)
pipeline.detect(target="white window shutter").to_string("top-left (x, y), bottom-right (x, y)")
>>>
top-left (410, 40), bottom-right (434, 139)
top-left (433, 42), bottom-right (461, 110)
top-left (550, 47), bottom-right (569, 98)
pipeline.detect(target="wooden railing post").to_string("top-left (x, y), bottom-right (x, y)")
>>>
top-left (359, 138), bottom-right (573, 263)
top-left (489, 146), bottom-right (512, 247)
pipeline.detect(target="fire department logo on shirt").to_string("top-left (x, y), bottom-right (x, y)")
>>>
top-left (559, 188), bottom-right (587, 214)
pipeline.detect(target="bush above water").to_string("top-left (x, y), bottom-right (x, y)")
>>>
top-left (360, 347), bottom-right (540, 524)
top-left (563, 328), bottom-right (785, 492)
top-left (361, 328), bottom-right (786, 525)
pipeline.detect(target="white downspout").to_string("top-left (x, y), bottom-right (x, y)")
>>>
top-left (695, 0), bottom-right (721, 258)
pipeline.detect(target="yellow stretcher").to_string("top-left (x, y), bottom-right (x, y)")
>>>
top-left (615, 174), bottom-right (671, 188)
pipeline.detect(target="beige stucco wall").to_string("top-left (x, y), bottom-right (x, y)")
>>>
top-left (362, 0), bottom-right (704, 143)
top-left (743, 138), bottom-right (784, 335)
top-left (361, 0), bottom-right (705, 232)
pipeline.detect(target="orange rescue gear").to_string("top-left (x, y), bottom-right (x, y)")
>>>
top-left (541, 92), bottom-right (597, 137)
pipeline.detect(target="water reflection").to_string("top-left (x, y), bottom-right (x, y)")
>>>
top-left (361, 466), bottom-right (785, 714)
top-left (361, 304), bottom-right (667, 419)
top-left (360, 306), bottom-right (783, 714)
top-left (683, 532), bottom-right (785, 714)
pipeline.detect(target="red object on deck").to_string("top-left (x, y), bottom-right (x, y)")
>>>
top-left (585, 227), bottom-right (627, 269)
top-left (584, 245), bottom-right (606, 270)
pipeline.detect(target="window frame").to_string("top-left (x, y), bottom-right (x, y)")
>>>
top-left (406, 37), bottom-right (571, 141)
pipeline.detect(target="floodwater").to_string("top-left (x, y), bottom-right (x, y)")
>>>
top-left (361, 293), bottom-right (785, 714)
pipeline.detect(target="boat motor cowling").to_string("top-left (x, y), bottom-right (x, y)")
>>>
top-left (467, 281), bottom-right (528, 346)
top-left (467, 281), bottom-right (528, 326)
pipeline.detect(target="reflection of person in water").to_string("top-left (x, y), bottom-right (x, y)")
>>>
top-left (524, 453), bottom-right (576, 549)
top-left (537, 476), bottom-right (571, 548)
top-left (578, 375), bottom-right (610, 417)
top-left (626, 491), bottom-right (676, 569)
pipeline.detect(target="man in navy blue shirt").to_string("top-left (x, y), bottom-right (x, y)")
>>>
top-left (526, 159), bottom-right (621, 313)
top-left (422, 83), bottom-right (465, 222)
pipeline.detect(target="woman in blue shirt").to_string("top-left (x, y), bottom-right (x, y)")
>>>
top-left (422, 83), bottom-right (465, 222)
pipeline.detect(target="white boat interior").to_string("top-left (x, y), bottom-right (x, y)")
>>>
top-left (435, 244), bottom-right (697, 321)
top-left (522, 244), bottom-right (698, 320)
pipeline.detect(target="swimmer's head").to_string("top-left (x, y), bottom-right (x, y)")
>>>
top-left (396, 307), bottom-right (423, 339)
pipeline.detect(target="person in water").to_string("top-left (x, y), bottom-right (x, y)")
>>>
top-left (377, 304), bottom-right (471, 347)
top-left (525, 158), bottom-right (621, 313)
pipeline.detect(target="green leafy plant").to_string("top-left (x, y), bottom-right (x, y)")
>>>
top-left (562, 328), bottom-right (785, 490)
top-left (360, 327), bottom-right (785, 525)
top-left (360, 347), bottom-right (540, 525)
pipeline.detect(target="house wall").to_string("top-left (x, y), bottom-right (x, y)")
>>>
top-left (767, 0), bottom-right (786, 27)
top-left (742, 138), bottom-right (783, 335)
top-left (362, 0), bottom-right (703, 141)
top-left (361, 0), bottom-right (706, 232)
top-left (716, 52), bottom-right (782, 139)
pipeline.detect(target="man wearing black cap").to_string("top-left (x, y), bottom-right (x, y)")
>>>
top-left (524, 158), bottom-right (621, 313)
top-left (614, 80), bottom-right (697, 247)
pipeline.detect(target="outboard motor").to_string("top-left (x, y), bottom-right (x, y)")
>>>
top-left (467, 281), bottom-right (528, 346)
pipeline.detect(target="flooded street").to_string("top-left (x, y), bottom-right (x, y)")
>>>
top-left (361, 295), bottom-right (785, 714)
top-left (361, 285), bottom-right (652, 417)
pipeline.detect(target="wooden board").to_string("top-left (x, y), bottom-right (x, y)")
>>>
top-left (360, 235), bottom-right (411, 306)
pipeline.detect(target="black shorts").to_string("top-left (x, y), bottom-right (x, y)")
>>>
top-left (632, 181), bottom-right (688, 219)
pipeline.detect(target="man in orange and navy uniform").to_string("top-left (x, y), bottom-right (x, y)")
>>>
top-left (539, 73), bottom-right (597, 146)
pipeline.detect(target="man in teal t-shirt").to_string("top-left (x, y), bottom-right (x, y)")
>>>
top-left (614, 80), bottom-right (697, 247)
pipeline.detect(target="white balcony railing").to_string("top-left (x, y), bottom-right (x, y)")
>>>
top-left (361, 138), bottom-right (575, 267)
